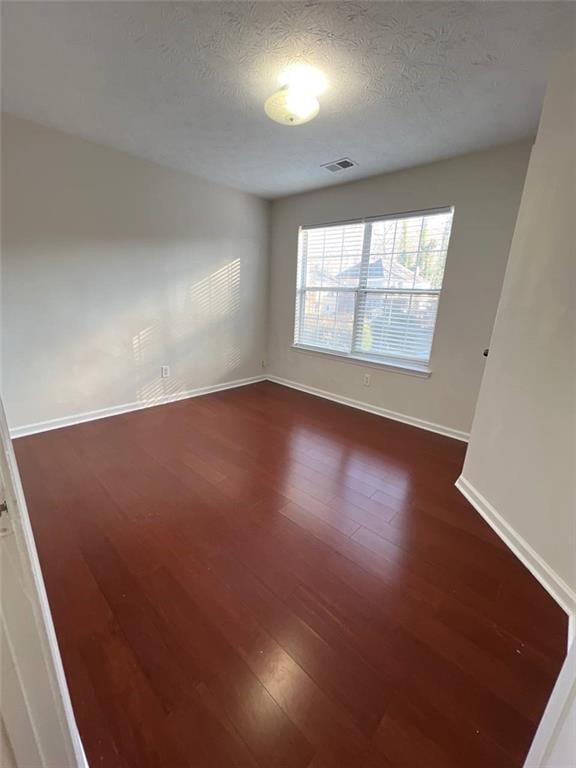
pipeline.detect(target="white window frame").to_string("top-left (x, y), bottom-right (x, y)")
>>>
top-left (292, 206), bottom-right (454, 376)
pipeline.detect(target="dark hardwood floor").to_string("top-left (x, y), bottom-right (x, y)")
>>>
top-left (14, 381), bottom-right (566, 768)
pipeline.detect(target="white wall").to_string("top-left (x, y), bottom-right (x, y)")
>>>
top-left (2, 117), bottom-right (530, 439)
top-left (0, 717), bottom-right (17, 768)
top-left (461, 55), bottom-right (576, 601)
top-left (524, 632), bottom-right (576, 768)
top-left (266, 141), bottom-right (531, 436)
top-left (1, 115), bottom-right (269, 430)
top-left (545, 684), bottom-right (576, 768)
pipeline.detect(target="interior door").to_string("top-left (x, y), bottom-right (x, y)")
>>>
top-left (0, 395), bottom-right (86, 767)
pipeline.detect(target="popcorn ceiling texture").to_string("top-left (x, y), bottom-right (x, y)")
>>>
top-left (2, 1), bottom-right (574, 197)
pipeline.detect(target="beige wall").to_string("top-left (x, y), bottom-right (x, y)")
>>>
top-left (266, 141), bottom-right (531, 436)
top-left (0, 118), bottom-right (537, 441)
top-left (524, 637), bottom-right (576, 768)
top-left (0, 717), bottom-right (17, 768)
top-left (461, 56), bottom-right (576, 596)
top-left (1, 115), bottom-right (269, 430)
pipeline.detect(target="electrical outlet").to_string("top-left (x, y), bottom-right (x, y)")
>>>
top-left (363, 373), bottom-right (371, 386)
top-left (161, 365), bottom-right (170, 378)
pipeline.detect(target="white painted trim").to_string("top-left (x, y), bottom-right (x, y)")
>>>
top-left (10, 375), bottom-right (469, 442)
top-left (266, 375), bottom-right (469, 442)
top-left (290, 344), bottom-right (431, 378)
top-left (9, 376), bottom-right (266, 439)
top-left (523, 634), bottom-right (576, 767)
top-left (0, 396), bottom-right (88, 768)
top-left (456, 476), bottom-right (576, 620)
top-left (80, 739), bottom-right (89, 768)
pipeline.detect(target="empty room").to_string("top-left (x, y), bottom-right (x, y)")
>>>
top-left (0, 2), bottom-right (575, 767)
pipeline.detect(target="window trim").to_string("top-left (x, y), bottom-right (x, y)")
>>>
top-left (290, 342), bottom-right (431, 378)
top-left (300, 205), bottom-right (453, 231)
top-left (293, 205), bottom-right (454, 374)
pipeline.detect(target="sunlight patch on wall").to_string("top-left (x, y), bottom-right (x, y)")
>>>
top-left (132, 258), bottom-right (244, 403)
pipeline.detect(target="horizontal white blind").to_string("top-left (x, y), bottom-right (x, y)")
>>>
top-left (294, 208), bottom-right (454, 367)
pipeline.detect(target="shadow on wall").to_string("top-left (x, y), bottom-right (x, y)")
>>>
top-left (1, 115), bottom-right (267, 428)
top-left (132, 259), bottom-right (242, 403)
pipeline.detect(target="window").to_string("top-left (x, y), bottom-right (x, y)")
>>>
top-left (293, 207), bottom-right (454, 373)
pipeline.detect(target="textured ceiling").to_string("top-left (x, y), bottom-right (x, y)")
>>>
top-left (2, 1), bottom-right (574, 198)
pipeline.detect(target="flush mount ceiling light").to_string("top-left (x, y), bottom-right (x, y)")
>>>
top-left (265, 87), bottom-right (319, 126)
top-left (265, 64), bottom-right (327, 126)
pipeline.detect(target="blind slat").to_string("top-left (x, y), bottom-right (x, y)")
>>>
top-left (294, 208), bottom-right (454, 365)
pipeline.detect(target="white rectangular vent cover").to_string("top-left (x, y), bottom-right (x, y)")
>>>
top-left (321, 158), bottom-right (357, 173)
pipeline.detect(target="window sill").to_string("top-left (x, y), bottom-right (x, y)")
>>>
top-left (290, 344), bottom-right (431, 378)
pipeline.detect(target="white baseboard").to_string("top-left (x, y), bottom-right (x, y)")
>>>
top-left (12, 374), bottom-right (470, 442)
top-left (9, 375), bottom-right (266, 439)
top-left (456, 476), bottom-right (576, 629)
top-left (266, 375), bottom-right (469, 442)
top-left (10, 375), bottom-right (574, 644)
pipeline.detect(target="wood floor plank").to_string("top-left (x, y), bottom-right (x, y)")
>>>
top-left (14, 381), bottom-right (567, 768)
top-left (162, 556), bottom-right (370, 766)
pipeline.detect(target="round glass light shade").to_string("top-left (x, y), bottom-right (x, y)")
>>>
top-left (264, 86), bottom-right (320, 126)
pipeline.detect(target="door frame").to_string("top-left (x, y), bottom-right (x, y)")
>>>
top-left (0, 396), bottom-right (87, 767)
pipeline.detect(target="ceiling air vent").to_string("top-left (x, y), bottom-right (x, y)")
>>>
top-left (321, 158), bottom-right (357, 173)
